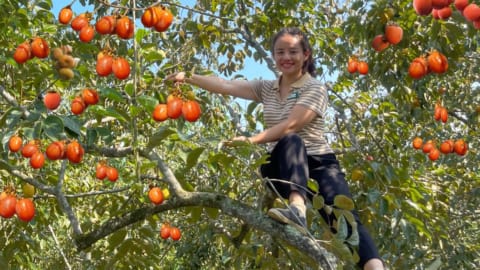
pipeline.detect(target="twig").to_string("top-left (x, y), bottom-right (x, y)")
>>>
top-left (54, 160), bottom-right (83, 236)
top-left (0, 85), bottom-right (30, 118)
top-left (35, 186), bottom-right (131, 199)
top-left (48, 225), bottom-right (72, 270)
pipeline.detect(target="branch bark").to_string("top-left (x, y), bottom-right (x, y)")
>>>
top-left (74, 191), bottom-right (337, 269)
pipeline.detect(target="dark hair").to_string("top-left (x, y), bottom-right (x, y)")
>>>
top-left (270, 27), bottom-right (316, 77)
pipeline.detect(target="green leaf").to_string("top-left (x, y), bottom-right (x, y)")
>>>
top-left (88, 106), bottom-right (129, 123)
top-left (43, 115), bottom-right (65, 141)
top-left (108, 229), bottom-right (127, 251)
top-left (346, 225), bottom-right (359, 246)
top-left (146, 126), bottom-right (176, 152)
top-left (206, 207), bottom-right (219, 219)
top-left (86, 128), bottom-right (98, 147)
top-left (101, 87), bottom-right (124, 103)
top-left (186, 147), bottom-right (205, 170)
top-left (61, 115), bottom-right (82, 137)
top-left (333, 194), bottom-right (355, 211)
top-left (0, 107), bottom-right (21, 128)
top-left (125, 83), bottom-right (134, 96)
top-left (137, 95), bottom-right (158, 113)
top-left (307, 178), bottom-right (319, 193)
top-left (335, 215), bottom-right (348, 241)
top-left (187, 206), bottom-right (202, 223)
top-left (312, 194), bottom-right (324, 209)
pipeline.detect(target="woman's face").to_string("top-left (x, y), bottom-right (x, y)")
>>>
top-left (273, 34), bottom-right (309, 78)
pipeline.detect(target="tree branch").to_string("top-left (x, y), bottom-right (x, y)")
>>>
top-left (74, 191), bottom-right (337, 269)
top-left (54, 160), bottom-right (83, 236)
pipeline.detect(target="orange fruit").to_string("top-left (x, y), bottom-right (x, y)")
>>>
top-left (412, 137), bottom-right (423, 150)
top-left (453, 139), bottom-right (468, 156)
top-left (371, 35), bottom-right (389, 52)
top-left (153, 104), bottom-right (168, 122)
top-left (427, 50), bottom-right (448, 74)
top-left (357, 61), bottom-right (369, 75)
top-left (115, 16), bottom-right (134, 39)
top-left (30, 37), bottom-right (50, 58)
top-left (154, 7), bottom-right (174, 32)
top-left (58, 6), bottom-right (73, 24)
top-left (428, 148), bottom-right (440, 161)
top-left (95, 16), bottom-right (116, 35)
top-left (148, 187), bottom-right (164, 205)
top-left (413, 0), bottom-right (433, 15)
top-left (455, 0), bottom-right (469, 11)
top-left (8, 135), bottom-right (23, 152)
top-left (384, 23), bottom-right (403, 45)
top-left (422, 140), bottom-right (435, 154)
top-left (440, 107), bottom-right (448, 123)
top-left (44, 91), bottom-right (61, 110)
top-left (439, 140), bottom-right (454, 154)
top-left (347, 57), bottom-right (358, 73)
top-left (463, 3), bottom-right (480, 21)
top-left (169, 227), bottom-right (181, 241)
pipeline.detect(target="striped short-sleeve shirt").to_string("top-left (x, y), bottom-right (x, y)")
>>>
top-left (249, 73), bottom-right (333, 156)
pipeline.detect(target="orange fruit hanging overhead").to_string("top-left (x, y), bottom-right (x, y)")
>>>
top-left (412, 137), bottom-right (423, 150)
top-left (115, 16), bottom-right (134, 39)
top-left (371, 35), bottom-right (389, 52)
top-left (30, 37), bottom-right (50, 58)
top-left (384, 23), bottom-right (403, 45)
top-left (141, 6), bottom-right (159, 28)
top-left (413, 0), bottom-right (433, 15)
top-left (347, 57), bottom-right (358, 73)
top-left (154, 7), bottom-right (174, 32)
top-left (427, 50), bottom-right (448, 74)
top-left (58, 5), bottom-right (73, 24)
top-left (357, 61), bottom-right (369, 75)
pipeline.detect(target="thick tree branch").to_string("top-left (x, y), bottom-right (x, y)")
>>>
top-left (74, 191), bottom-right (337, 269)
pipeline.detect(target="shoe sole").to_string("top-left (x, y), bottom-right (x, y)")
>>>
top-left (267, 209), bottom-right (308, 235)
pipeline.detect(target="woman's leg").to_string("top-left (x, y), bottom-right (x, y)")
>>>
top-left (260, 133), bottom-right (309, 200)
top-left (308, 154), bottom-right (383, 269)
top-left (261, 134), bottom-right (309, 231)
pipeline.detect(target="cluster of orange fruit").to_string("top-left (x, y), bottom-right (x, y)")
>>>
top-left (371, 23), bottom-right (403, 52)
top-left (153, 94), bottom-right (202, 123)
top-left (8, 135), bottom-right (85, 168)
top-left (433, 103), bottom-right (449, 123)
top-left (347, 56), bottom-right (369, 75)
top-left (70, 88), bottom-right (100, 115)
top-left (95, 49), bottom-right (130, 80)
top-left (95, 161), bottom-right (119, 182)
top-left (412, 137), bottom-right (468, 161)
top-left (141, 5), bottom-right (174, 32)
top-left (160, 222), bottom-right (182, 241)
top-left (0, 186), bottom-right (35, 222)
top-left (414, 0), bottom-right (480, 29)
top-left (13, 37), bottom-right (50, 64)
top-left (408, 50), bottom-right (448, 79)
top-left (59, 7), bottom-right (134, 41)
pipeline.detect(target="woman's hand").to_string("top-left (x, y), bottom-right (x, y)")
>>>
top-left (222, 136), bottom-right (252, 147)
top-left (165, 72), bottom-right (187, 83)
top-left (231, 136), bottom-right (251, 144)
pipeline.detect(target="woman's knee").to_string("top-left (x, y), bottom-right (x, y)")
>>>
top-left (278, 133), bottom-right (303, 145)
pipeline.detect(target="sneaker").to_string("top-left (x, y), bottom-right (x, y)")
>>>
top-left (267, 204), bottom-right (308, 234)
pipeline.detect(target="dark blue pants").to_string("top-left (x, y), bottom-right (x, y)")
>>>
top-left (260, 134), bottom-right (381, 268)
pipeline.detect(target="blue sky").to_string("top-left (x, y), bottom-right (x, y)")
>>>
top-left (51, 0), bottom-right (276, 80)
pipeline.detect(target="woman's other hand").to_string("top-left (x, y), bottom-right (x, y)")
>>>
top-left (165, 72), bottom-right (186, 83)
